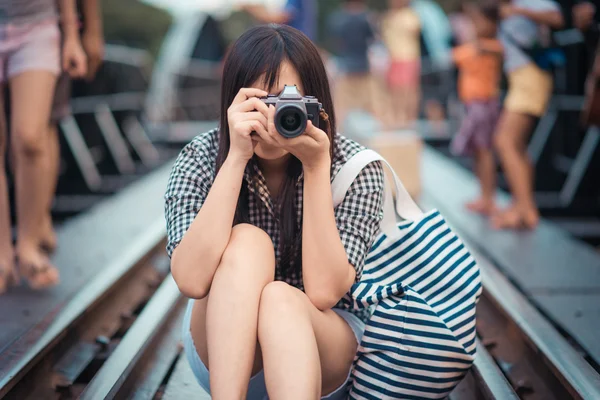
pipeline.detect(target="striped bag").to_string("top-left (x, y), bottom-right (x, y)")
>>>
top-left (332, 150), bottom-right (481, 399)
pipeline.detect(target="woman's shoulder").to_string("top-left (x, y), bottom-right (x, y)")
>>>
top-left (332, 133), bottom-right (385, 193)
top-left (171, 128), bottom-right (220, 176)
top-left (175, 128), bottom-right (219, 164)
top-left (333, 133), bottom-right (365, 165)
top-left (185, 128), bottom-right (220, 158)
top-left (332, 133), bottom-right (384, 179)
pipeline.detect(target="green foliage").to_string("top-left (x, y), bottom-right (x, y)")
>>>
top-left (101, 0), bottom-right (172, 58)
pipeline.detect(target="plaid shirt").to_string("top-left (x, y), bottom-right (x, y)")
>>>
top-left (164, 129), bottom-right (384, 318)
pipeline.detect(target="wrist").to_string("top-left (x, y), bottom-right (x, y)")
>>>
top-left (303, 156), bottom-right (330, 176)
top-left (225, 152), bottom-right (250, 171)
top-left (63, 29), bottom-right (81, 43)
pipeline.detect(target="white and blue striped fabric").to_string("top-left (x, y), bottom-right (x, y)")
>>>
top-left (332, 150), bottom-right (481, 399)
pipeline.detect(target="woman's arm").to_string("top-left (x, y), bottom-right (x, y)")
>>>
top-left (58, 0), bottom-right (87, 78)
top-left (302, 163), bottom-right (356, 311)
top-left (513, 6), bottom-right (565, 29)
top-left (169, 154), bottom-right (246, 299)
top-left (58, 0), bottom-right (79, 41)
top-left (302, 161), bottom-right (385, 311)
top-left (80, 0), bottom-right (105, 80)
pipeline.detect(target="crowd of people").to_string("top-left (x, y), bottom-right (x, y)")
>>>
top-left (0, 0), bottom-right (104, 294)
top-left (268, 0), bottom-right (598, 231)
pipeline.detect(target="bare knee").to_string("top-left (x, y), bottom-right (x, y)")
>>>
top-left (219, 223), bottom-right (275, 281)
top-left (12, 125), bottom-right (47, 158)
top-left (258, 282), bottom-right (307, 336)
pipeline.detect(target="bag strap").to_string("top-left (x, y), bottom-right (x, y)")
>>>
top-left (332, 149), bottom-right (423, 235)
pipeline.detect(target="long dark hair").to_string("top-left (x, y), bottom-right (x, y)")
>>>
top-left (216, 24), bottom-right (337, 277)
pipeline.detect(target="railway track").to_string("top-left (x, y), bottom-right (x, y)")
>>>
top-left (1, 218), bottom-right (599, 399)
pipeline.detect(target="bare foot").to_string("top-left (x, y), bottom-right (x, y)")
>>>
top-left (0, 250), bottom-right (19, 294)
top-left (490, 207), bottom-right (529, 230)
top-left (39, 213), bottom-right (57, 254)
top-left (16, 244), bottom-right (59, 290)
top-left (521, 207), bottom-right (540, 230)
top-left (465, 199), bottom-right (497, 216)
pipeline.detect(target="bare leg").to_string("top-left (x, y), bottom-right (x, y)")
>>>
top-left (10, 71), bottom-right (59, 288)
top-left (407, 83), bottom-right (421, 126)
top-left (466, 148), bottom-right (497, 215)
top-left (39, 123), bottom-right (60, 253)
top-left (259, 282), bottom-right (358, 399)
top-left (0, 85), bottom-right (19, 293)
top-left (492, 110), bottom-right (539, 229)
top-left (190, 224), bottom-right (275, 399)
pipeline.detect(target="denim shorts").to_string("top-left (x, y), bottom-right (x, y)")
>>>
top-left (182, 299), bottom-right (366, 400)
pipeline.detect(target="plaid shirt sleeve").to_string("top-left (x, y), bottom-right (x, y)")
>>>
top-left (334, 160), bottom-right (385, 281)
top-left (164, 143), bottom-right (214, 258)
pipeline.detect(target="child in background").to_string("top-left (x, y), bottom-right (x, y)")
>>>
top-left (493, 0), bottom-right (563, 230)
top-left (381, 0), bottom-right (421, 128)
top-left (450, 1), bottom-right (503, 215)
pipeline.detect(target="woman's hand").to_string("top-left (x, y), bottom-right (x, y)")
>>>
top-left (62, 37), bottom-right (88, 79)
top-left (227, 88), bottom-right (270, 163)
top-left (255, 104), bottom-right (331, 171)
top-left (81, 29), bottom-right (105, 81)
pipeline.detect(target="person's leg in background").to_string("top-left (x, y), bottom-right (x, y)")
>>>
top-left (470, 147), bottom-right (497, 215)
top-left (0, 81), bottom-right (20, 293)
top-left (9, 22), bottom-right (61, 288)
top-left (39, 73), bottom-right (71, 253)
top-left (467, 101), bottom-right (500, 215)
top-left (493, 110), bottom-right (537, 228)
top-left (405, 60), bottom-right (421, 126)
top-left (493, 64), bottom-right (552, 230)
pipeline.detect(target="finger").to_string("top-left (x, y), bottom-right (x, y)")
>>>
top-left (238, 111), bottom-right (268, 128)
top-left (236, 97), bottom-right (270, 115)
top-left (248, 120), bottom-right (271, 141)
top-left (62, 57), bottom-right (70, 74)
top-left (303, 120), bottom-right (328, 141)
top-left (232, 88), bottom-right (269, 106)
top-left (267, 104), bottom-right (277, 136)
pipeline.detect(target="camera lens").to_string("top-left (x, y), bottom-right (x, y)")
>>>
top-left (281, 111), bottom-right (301, 132)
top-left (275, 104), bottom-right (307, 138)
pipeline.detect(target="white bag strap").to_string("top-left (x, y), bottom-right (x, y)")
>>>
top-left (332, 149), bottom-right (423, 235)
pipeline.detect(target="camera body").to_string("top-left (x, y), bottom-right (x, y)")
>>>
top-left (261, 85), bottom-right (322, 138)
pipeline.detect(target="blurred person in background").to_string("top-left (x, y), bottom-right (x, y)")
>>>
top-left (381, 0), bottom-right (422, 128)
top-left (493, 0), bottom-right (564, 230)
top-left (450, 1), bottom-right (503, 216)
top-left (328, 0), bottom-right (375, 126)
top-left (242, 0), bottom-right (318, 41)
top-left (0, 0), bottom-right (87, 293)
top-left (41, 0), bottom-right (104, 255)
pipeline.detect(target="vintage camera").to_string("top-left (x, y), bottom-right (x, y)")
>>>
top-left (261, 85), bottom-right (322, 138)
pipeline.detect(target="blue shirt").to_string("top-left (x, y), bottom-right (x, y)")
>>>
top-left (499, 0), bottom-right (560, 72)
top-left (328, 9), bottom-right (374, 74)
top-left (284, 0), bottom-right (317, 41)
